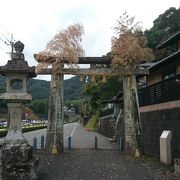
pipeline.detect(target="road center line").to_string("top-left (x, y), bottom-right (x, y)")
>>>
top-left (64, 123), bottom-right (78, 139)
top-left (70, 123), bottom-right (78, 137)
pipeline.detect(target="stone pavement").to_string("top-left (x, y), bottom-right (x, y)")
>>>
top-left (37, 150), bottom-right (180, 180)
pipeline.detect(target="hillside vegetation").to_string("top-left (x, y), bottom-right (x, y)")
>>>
top-left (0, 75), bottom-right (84, 101)
top-left (0, 75), bottom-right (85, 119)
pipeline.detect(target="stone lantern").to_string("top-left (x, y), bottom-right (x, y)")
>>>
top-left (0, 41), bottom-right (39, 179)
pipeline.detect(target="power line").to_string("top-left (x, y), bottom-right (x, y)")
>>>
top-left (0, 31), bottom-right (11, 44)
top-left (1, 33), bottom-right (11, 43)
top-left (0, 25), bottom-right (21, 62)
top-left (0, 36), bottom-right (8, 45)
top-left (0, 24), bottom-right (34, 61)
top-left (0, 24), bottom-right (12, 42)
top-left (0, 24), bottom-right (16, 46)
top-left (0, 33), bottom-right (15, 61)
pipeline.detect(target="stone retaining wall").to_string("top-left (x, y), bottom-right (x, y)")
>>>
top-left (98, 115), bottom-right (115, 138)
top-left (140, 108), bottom-right (180, 158)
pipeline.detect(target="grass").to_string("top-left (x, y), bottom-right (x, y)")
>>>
top-left (85, 114), bottom-right (99, 131)
top-left (140, 154), bottom-right (160, 163)
top-left (124, 153), bottom-right (160, 163)
top-left (0, 124), bottom-right (47, 137)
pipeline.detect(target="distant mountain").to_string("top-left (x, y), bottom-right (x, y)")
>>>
top-left (64, 76), bottom-right (85, 100)
top-left (0, 75), bottom-right (85, 101)
top-left (27, 78), bottom-right (50, 100)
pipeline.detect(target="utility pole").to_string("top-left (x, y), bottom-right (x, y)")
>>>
top-left (2, 33), bottom-right (14, 59)
top-left (10, 34), bottom-right (14, 60)
top-left (0, 31), bottom-right (14, 59)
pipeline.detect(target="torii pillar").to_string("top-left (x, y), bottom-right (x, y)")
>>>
top-left (45, 65), bottom-right (64, 154)
top-left (123, 74), bottom-right (141, 156)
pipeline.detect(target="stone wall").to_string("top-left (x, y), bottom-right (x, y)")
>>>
top-left (140, 108), bottom-right (180, 158)
top-left (98, 115), bottom-right (115, 138)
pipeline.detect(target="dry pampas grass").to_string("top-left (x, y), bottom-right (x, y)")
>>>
top-left (35, 23), bottom-right (85, 73)
top-left (111, 11), bottom-right (154, 72)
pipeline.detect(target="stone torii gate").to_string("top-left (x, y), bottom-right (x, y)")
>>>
top-left (34, 55), bottom-right (147, 155)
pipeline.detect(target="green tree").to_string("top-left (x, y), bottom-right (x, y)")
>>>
top-left (84, 76), bottom-right (123, 114)
top-left (29, 99), bottom-right (48, 119)
top-left (83, 75), bottom-right (122, 131)
top-left (144, 7), bottom-right (180, 60)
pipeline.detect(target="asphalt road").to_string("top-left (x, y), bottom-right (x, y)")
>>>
top-left (64, 122), bottom-right (118, 149)
top-left (23, 122), bottom-right (118, 150)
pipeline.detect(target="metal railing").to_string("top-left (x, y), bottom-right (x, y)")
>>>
top-left (138, 74), bottom-right (180, 107)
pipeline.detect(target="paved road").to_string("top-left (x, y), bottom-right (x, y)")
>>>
top-left (23, 128), bottom-right (46, 148)
top-left (64, 122), bottom-right (118, 149)
top-left (23, 122), bottom-right (118, 150)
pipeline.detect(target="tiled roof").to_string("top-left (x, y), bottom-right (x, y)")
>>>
top-left (157, 31), bottom-right (180, 49)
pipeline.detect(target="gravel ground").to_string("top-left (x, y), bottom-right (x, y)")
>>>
top-left (36, 150), bottom-right (180, 180)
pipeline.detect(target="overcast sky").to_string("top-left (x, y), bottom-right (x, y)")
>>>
top-left (0, 0), bottom-right (179, 80)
